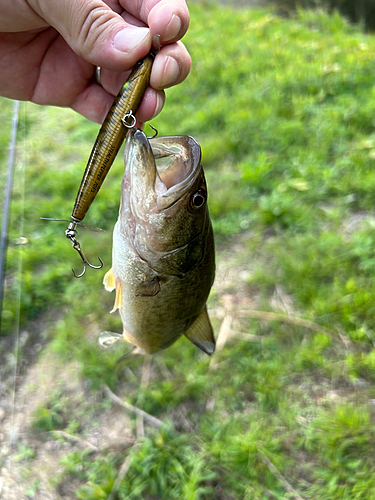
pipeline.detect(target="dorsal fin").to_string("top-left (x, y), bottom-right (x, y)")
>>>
top-left (184, 306), bottom-right (215, 355)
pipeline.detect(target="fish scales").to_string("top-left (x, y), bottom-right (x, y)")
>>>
top-left (103, 128), bottom-right (215, 355)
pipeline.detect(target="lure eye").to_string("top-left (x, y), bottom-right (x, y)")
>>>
top-left (190, 189), bottom-right (207, 211)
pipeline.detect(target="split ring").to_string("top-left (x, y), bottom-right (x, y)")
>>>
top-left (121, 110), bottom-right (136, 128)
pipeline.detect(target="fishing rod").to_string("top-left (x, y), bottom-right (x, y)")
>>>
top-left (0, 100), bottom-right (20, 330)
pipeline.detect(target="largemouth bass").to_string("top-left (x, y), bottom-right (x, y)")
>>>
top-left (103, 128), bottom-right (215, 355)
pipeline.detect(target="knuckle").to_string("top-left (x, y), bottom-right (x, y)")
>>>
top-left (72, 3), bottom-right (117, 57)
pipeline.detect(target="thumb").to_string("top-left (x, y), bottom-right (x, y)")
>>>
top-left (29, 0), bottom-right (151, 71)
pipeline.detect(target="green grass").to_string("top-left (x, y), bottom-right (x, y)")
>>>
top-left (2, 3), bottom-right (375, 499)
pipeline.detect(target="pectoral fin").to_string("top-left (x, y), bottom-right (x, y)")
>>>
top-left (135, 276), bottom-right (161, 297)
top-left (111, 280), bottom-right (123, 313)
top-left (184, 306), bottom-right (215, 355)
top-left (103, 268), bottom-right (116, 291)
top-left (103, 268), bottom-right (122, 313)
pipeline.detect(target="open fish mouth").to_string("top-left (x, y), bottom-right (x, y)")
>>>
top-left (150, 135), bottom-right (201, 185)
top-left (126, 129), bottom-right (203, 211)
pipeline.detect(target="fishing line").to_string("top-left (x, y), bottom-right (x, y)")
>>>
top-left (8, 100), bottom-right (25, 462)
top-left (0, 100), bottom-right (19, 324)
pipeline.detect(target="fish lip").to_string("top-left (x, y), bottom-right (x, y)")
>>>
top-left (126, 127), bottom-right (158, 195)
top-left (130, 128), bottom-right (156, 167)
top-left (157, 163), bottom-right (201, 211)
top-left (126, 129), bottom-right (202, 211)
top-left (133, 128), bottom-right (150, 149)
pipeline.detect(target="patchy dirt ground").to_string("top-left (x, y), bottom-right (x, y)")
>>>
top-left (0, 332), bottom-right (145, 499)
top-left (0, 232), bottom-right (263, 500)
top-left (1, 221), bottom-right (366, 499)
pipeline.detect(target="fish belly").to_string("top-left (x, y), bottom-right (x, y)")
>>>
top-left (112, 222), bottom-right (183, 353)
top-left (111, 221), bottom-right (213, 353)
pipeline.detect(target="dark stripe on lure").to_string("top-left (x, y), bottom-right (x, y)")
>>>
top-left (65, 35), bottom-right (160, 278)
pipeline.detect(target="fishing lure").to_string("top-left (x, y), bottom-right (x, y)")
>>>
top-left (45, 35), bottom-right (160, 278)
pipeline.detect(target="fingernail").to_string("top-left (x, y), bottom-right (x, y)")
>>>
top-left (163, 14), bottom-right (181, 42)
top-left (161, 56), bottom-right (180, 87)
top-left (114, 27), bottom-right (150, 52)
top-left (151, 92), bottom-right (164, 119)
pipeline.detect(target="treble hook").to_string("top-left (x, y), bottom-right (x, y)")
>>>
top-left (147, 124), bottom-right (158, 139)
top-left (65, 222), bottom-right (103, 278)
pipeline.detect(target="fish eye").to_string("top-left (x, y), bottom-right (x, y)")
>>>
top-left (190, 189), bottom-right (207, 210)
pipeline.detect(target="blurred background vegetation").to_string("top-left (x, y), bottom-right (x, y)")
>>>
top-left (265, 0), bottom-right (375, 31)
top-left (1, 1), bottom-right (375, 499)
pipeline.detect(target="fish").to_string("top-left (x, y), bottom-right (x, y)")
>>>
top-left (102, 128), bottom-right (215, 355)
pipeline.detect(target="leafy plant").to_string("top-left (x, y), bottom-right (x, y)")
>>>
top-left (31, 390), bottom-right (68, 432)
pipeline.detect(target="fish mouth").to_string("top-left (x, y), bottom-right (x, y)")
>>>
top-left (127, 129), bottom-right (202, 211)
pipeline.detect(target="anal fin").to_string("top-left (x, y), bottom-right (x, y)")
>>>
top-left (184, 306), bottom-right (215, 355)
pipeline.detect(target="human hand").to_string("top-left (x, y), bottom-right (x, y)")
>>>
top-left (0, 0), bottom-right (191, 123)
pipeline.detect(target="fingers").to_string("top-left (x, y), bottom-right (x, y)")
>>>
top-left (72, 84), bottom-right (165, 124)
top-left (99, 39), bottom-right (191, 96)
top-left (29, 0), bottom-right (190, 73)
top-left (136, 87), bottom-right (165, 123)
top-left (137, 0), bottom-right (190, 43)
top-left (29, 0), bottom-right (152, 71)
top-left (71, 84), bottom-right (115, 123)
top-left (24, 0), bottom-right (190, 122)
top-left (150, 41), bottom-right (191, 90)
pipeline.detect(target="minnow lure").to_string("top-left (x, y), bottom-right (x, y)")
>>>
top-left (45, 35), bottom-right (160, 278)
